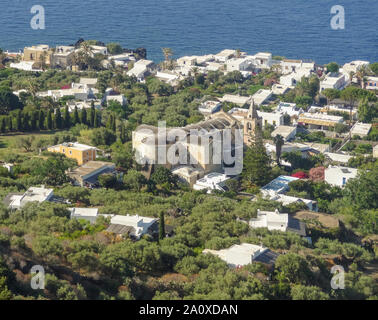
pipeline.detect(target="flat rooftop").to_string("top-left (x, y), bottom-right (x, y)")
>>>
top-left (54, 142), bottom-right (96, 151)
top-left (262, 175), bottom-right (298, 192)
top-left (68, 161), bottom-right (115, 177)
top-left (299, 113), bottom-right (344, 122)
top-left (271, 125), bottom-right (297, 137)
top-left (351, 122), bottom-right (372, 136)
top-left (69, 207), bottom-right (99, 217)
top-left (195, 172), bottom-right (229, 185)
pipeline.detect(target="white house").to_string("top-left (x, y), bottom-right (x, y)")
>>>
top-left (205, 61), bottom-right (224, 72)
top-left (198, 100), bottom-right (222, 115)
top-left (176, 56), bottom-right (198, 67)
top-left (67, 100), bottom-right (102, 113)
top-left (203, 243), bottom-right (279, 268)
top-left (324, 152), bottom-right (353, 165)
top-left (249, 209), bottom-right (306, 236)
top-left (109, 214), bottom-right (158, 239)
top-left (90, 45), bottom-right (108, 56)
top-left (324, 166), bottom-right (358, 187)
top-left (193, 172), bottom-right (231, 193)
top-left (342, 60), bottom-right (369, 81)
top-left (214, 49), bottom-right (237, 63)
top-left (272, 84), bottom-right (290, 95)
top-left (226, 57), bottom-right (253, 72)
top-left (366, 76), bottom-right (378, 90)
top-left (350, 122), bottom-right (372, 137)
top-left (69, 208), bottom-right (99, 224)
top-left (257, 111), bottom-right (284, 127)
top-left (127, 59), bottom-right (155, 81)
top-left (69, 210), bottom-right (157, 240)
top-left (37, 87), bottom-right (95, 102)
top-left (6, 186), bottom-right (54, 210)
top-left (281, 59), bottom-right (303, 74)
top-left (220, 94), bottom-right (252, 106)
top-left (269, 194), bottom-right (318, 212)
top-left (252, 89), bottom-right (273, 106)
top-left (280, 69), bottom-right (312, 87)
top-left (271, 125), bottom-right (297, 141)
top-left (10, 61), bottom-right (42, 72)
top-left (155, 71), bottom-right (180, 85)
top-left (252, 52), bottom-right (273, 69)
top-left (320, 73), bottom-right (348, 92)
top-left (108, 53), bottom-right (136, 67)
top-left (276, 102), bottom-right (304, 118)
top-left (280, 59), bottom-right (315, 75)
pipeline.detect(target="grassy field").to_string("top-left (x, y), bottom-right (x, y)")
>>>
top-left (0, 131), bottom-right (60, 160)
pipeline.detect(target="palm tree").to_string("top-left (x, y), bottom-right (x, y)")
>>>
top-left (81, 42), bottom-right (94, 57)
top-left (349, 71), bottom-right (355, 84)
top-left (0, 49), bottom-right (7, 68)
top-left (109, 73), bottom-right (123, 92)
top-left (38, 51), bottom-right (48, 71)
top-left (73, 42), bottom-right (94, 70)
top-left (162, 47), bottom-right (173, 69)
top-left (273, 134), bottom-right (285, 165)
top-left (28, 79), bottom-right (41, 98)
top-left (356, 66), bottom-right (369, 89)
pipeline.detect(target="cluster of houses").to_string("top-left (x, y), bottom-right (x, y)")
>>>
top-left (8, 43), bottom-right (139, 72)
top-left (7, 44), bottom-right (378, 94)
top-left (3, 46), bottom-right (377, 270)
top-left (3, 185), bottom-right (158, 240)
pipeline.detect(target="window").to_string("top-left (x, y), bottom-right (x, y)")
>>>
top-left (342, 177), bottom-right (346, 185)
top-left (62, 149), bottom-right (65, 153)
top-left (69, 150), bottom-right (72, 155)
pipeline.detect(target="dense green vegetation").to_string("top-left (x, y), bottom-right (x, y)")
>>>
top-left (0, 56), bottom-right (377, 300)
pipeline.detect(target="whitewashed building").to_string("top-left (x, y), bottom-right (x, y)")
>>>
top-left (320, 73), bottom-right (348, 92)
top-left (271, 125), bottom-right (297, 141)
top-left (257, 111), bottom-right (284, 127)
top-left (249, 209), bottom-right (306, 236)
top-left (69, 208), bottom-right (99, 224)
top-left (198, 100), bottom-right (222, 115)
top-left (109, 214), bottom-right (158, 239)
top-left (5, 186), bottom-right (54, 210)
top-left (203, 243), bottom-right (279, 268)
top-left (193, 172), bottom-right (231, 193)
top-left (252, 89), bottom-right (273, 106)
top-left (324, 166), bottom-right (358, 187)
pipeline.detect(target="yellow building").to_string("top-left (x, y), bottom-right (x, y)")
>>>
top-left (47, 142), bottom-right (96, 165)
top-left (23, 45), bottom-right (53, 67)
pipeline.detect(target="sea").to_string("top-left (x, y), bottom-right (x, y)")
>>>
top-left (0, 0), bottom-right (377, 65)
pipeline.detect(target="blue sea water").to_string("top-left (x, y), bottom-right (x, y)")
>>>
top-left (0, 0), bottom-right (377, 65)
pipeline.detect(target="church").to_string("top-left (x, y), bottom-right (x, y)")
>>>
top-left (132, 100), bottom-right (262, 186)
